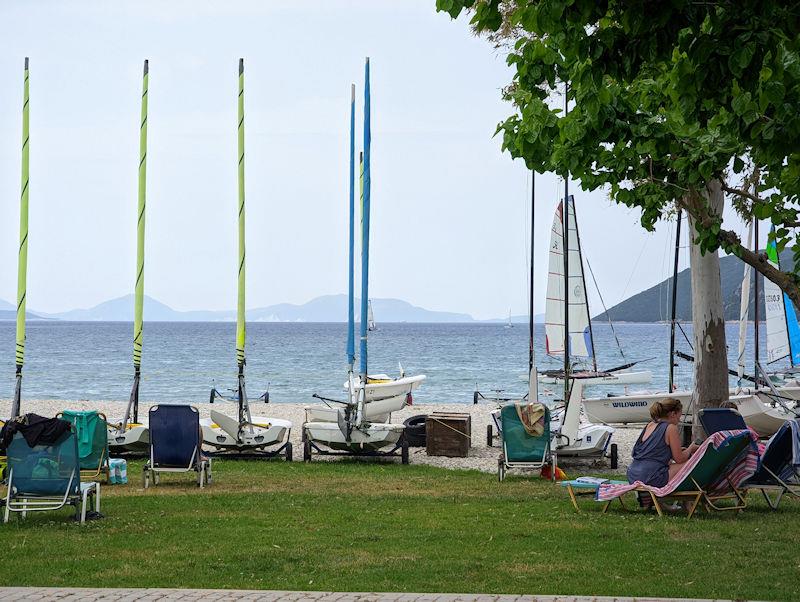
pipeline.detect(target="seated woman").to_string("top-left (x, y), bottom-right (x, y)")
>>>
top-left (627, 397), bottom-right (700, 488)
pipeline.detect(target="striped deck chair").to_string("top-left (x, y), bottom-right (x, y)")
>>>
top-left (597, 429), bottom-right (759, 518)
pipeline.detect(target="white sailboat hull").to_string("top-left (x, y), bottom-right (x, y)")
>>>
top-left (304, 421), bottom-right (404, 452)
top-left (305, 392), bottom-right (408, 423)
top-left (201, 412), bottom-right (291, 450)
top-left (342, 374), bottom-right (426, 401)
top-left (538, 370), bottom-right (652, 386)
top-left (108, 424), bottom-right (150, 453)
top-left (556, 423), bottom-right (614, 457)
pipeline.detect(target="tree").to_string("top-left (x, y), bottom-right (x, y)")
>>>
top-left (437, 0), bottom-right (800, 429)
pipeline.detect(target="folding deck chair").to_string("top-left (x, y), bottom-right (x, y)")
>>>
top-left (597, 430), bottom-right (758, 517)
top-left (143, 405), bottom-right (210, 489)
top-left (58, 410), bottom-right (110, 483)
top-left (3, 428), bottom-right (100, 524)
top-left (698, 407), bottom-right (747, 434)
top-left (498, 402), bottom-right (556, 481)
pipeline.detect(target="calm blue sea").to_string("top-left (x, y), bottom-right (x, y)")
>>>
top-left (0, 321), bottom-right (781, 405)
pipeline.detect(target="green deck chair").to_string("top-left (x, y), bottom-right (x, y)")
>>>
top-left (58, 411), bottom-right (110, 483)
top-left (498, 402), bottom-right (554, 481)
top-left (602, 431), bottom-right (753, 518)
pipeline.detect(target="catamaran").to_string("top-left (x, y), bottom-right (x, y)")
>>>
top-left (199, 59), bottom-right (291, 458)
top-left (10, 58), bottom-right (30, 423)
top-left (303, 60), bottom-right (419, 461)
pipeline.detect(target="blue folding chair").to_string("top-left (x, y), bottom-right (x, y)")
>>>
top-left (698, 408), bottom-right (747, 435)
top-left (142, 405), bottom-right (210, 489)
top-left (3, 428), bottom-right (100, 524)
top-left (743, 420), bottom-right (800, 509)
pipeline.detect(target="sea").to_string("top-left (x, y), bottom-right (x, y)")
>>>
top-left (0, 320), bottom-right (783, 405)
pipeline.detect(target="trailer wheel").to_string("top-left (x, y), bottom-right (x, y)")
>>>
top-left (285, 442), bottom-right (293, 462)
top-left (401, 438), bottom-right (409, 465)
top-left (609, 443), bottom-right (619, 470)
top-left (473, 391), bottom-right (479, 404)
top-left (486, 424), bottom-right (493, 447)
top-left (303, 436), bottom-right (312, 462)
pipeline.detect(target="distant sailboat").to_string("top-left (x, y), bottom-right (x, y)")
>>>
top-left (367, 299), bottom-right (377, 331)
top-left (504, 308), bottom-right (513, 329)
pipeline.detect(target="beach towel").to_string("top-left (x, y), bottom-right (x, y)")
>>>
top-left (515, 402), bottom-right (545, 437)
top-left (596, 429), bottom-right (759, 502)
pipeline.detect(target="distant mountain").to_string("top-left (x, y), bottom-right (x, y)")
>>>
top-left (594, 250), bottom-right (792, 322)
top-left (0, 298), bottom-right (50, 321)
top-left (24, 294), bottom-right (474, 323)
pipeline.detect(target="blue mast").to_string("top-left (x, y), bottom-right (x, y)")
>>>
top-left (359, 57), bottom-right (371, 379)
top-left (346, 84), bottom-right (356, 369)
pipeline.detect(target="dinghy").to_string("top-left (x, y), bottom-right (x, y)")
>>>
top-left (304, 61), bottom-right (414, 463)
top-left (200, 59), bottom-right (291, 459)
top-left (110, 60), bottom-right (152, 454)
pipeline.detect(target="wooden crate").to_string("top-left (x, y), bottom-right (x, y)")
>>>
top-left (426, 413), bottom-right (471, 457)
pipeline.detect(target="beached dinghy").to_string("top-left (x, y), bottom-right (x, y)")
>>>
top-left (304, 63), bottom-right (411, 463)
top-left (109, 60), bottom-right (151, 454)
top-left (201, 59), bottom-right (291, 459)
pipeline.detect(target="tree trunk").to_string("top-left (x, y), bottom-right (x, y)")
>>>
top-left (689, 180), bottom-right (729, 440)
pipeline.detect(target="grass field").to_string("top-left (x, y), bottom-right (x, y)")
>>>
top-left (0, 460), bottom-right (797, 600)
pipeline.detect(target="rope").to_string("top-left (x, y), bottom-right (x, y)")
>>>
top-left (586, 258), bottom-right (625, 358)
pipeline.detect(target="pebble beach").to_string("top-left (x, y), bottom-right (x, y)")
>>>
top-left (0, 398), bottom-right (637, 476)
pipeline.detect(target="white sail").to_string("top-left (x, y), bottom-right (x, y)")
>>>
top-left (544, 197), bottom-right (591, 357)
top-left (367, 300), bottom-right (376, 331)
top-left (737, 221), bottom-right (753, 379)
top-left (765, 265), bottom-right (790, 364)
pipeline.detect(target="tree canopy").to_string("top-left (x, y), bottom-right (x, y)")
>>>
top-left (436, 0), bottom-right (800, 305)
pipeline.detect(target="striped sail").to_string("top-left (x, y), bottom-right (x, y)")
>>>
top-left (765, 228), bottom-right (800, 365)
top-left (544, 197), bottom-right (592, 358)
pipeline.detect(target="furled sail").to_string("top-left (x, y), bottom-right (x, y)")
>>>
top-left (544, 197), bottom-right (592, 358)
top-left (765, 228), bottom-right (800, 365)
top-left (736, 221), bottom-right (753, 380)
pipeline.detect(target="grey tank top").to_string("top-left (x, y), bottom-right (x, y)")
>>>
top-left (632, 421), bottom-right (671, 463)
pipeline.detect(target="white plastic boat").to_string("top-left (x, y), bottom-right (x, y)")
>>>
top-left (538, 369), bottom-right (652, 386)
top-left (108, 423), bottom-right (150, 454)
top-left (303, 420), bottom-right (404, 453)
top-left (342, 373), bottom-right (426, 401)
top-left (305, 392), bottom-right (408, 423)
top-left (201, 410), bottom-right (291, 451)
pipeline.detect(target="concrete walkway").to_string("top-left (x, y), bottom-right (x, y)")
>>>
top-left (0, 589), bottom-right (739, 601)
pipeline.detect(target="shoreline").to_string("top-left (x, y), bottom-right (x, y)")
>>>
top-left (0, 398), bottom-right (635, 475)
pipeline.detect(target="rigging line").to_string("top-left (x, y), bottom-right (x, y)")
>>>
top-left (677, 321), bottom-right (694, 350)
top-left (585, 258), bottom-right (625, 358)
top-left (618, 236), bottom-right (649, 307)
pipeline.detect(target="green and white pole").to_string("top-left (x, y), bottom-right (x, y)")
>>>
top-left (12, 58), bottom-right (30, 420)
top-left (236, 58), bottom-right (252, 433)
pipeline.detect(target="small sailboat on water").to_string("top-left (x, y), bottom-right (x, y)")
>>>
top-left (367, 300), bottom-right (377, 332)
top-left (304, 60), bottom-right (421, 461)
top-left (110, 60), bottom-right (150, 454)
top-left (199, 59), bottom-right (291, 458)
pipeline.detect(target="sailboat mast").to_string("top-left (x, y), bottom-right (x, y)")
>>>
top-left (668, 211), bottom-right (682, 392)
top-left (236, 58), bottom-right (250, 428)
top-left (130, 59), bottom-right (148, 425)
top-left (571, 197), bottom-right (597, 373)
top-left (359, 58), bottom-right (371, 383)
top-left (754, 218), bottom-right (760, 382)
top-left (346, 84), bottom-right (356, 373)
top-left (12, 57), bottom-right (30, 420)
top-left (562, 84), bottom-right (570, 407)
top-left (528, 170), bottom-right (538, 402)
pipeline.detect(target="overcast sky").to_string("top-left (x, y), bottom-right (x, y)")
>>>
top-left (0, 0), bottom-right (752, 320)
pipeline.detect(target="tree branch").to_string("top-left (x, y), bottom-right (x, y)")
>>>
top-left (720, 183), bottom-right (759, 204)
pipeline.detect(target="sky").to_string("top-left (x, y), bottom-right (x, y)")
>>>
top-left (0, 0), bottom-right (754, 320)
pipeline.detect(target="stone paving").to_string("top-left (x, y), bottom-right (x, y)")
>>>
top-left (0, 589), bottom-right (738, 602)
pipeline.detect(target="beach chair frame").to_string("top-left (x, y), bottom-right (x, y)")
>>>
top-left (498, 404), bottom-right (560, 481)
top-left (57, 411), bottom-right (110, 483)
top-left (745, 463), bottom-right (800, 509)
top-left (2, 431), bottom-right (100, 525)
top-left (142, 405), bottom-right (210, 489)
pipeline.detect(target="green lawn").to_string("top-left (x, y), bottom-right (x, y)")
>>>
top-left (0, 460), bottom-right (797, 600)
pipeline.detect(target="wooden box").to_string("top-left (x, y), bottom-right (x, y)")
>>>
top-left (426, 413), bottom-right (471, 457)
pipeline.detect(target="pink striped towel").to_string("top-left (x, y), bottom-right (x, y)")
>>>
top-left (597, 429), bottom-right (760, 502)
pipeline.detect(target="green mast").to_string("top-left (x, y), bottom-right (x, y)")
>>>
top-left (236, 58), bottom-right (252, 433)
top-left (12, 58), bottom-right (30, 420)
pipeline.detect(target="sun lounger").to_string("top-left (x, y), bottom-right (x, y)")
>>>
top-left (498, 402), bottom-right (556, 481)
top-left (3, 427), bottom-right (100, 524)
top-left (142, 405), bottom-right (210, 489)
top-left (741, 419), bottom-right (800, 509)
top-left (58, 410), bottom-right (110, 483)
top-left (597, 429), bottom-right (759, 517)
top-left (561, 477), bottom-right (627, 512)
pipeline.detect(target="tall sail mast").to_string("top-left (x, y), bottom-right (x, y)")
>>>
top-left (562, 83), bottom-right (570, 408)
top-left (736, 220), bottom-right (753, 385)
top-left (346, 84), bottom-right (356, 375)
top-left (12, 58), bottom-right (30, 420)
top-left (668, 211), bottom-right (682, 392)
top-left (359, 58), bottom-right (371, 384)
top-left (528, 170), bottom-right (538, 402)
top-left (236, 58), bottom-right (251, 430)
top-left (571, 198), bottom-right (597, 373)
top-left (754, 219), bottom-right (760, 382)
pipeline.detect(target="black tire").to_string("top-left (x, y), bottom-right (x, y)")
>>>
top-left (401, 438), bottom-right (409, 465)
top-left (303, 436), bottom-right (312, 462)
top-left (609, 443), bottom-right (619, 469)
top-left (486, 424), bottom-right (493, 447)
top-left (403, 414), bottom-right (427, 447)
top-left (209, 389), bottom-right (216, 404)
top-left (473, 391), bottom-right (479, 404)
top-left (285, 442), bottom-right (293, 462)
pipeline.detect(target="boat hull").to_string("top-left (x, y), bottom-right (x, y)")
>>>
top-left (304, 421), bottom-right (404, 452)
top-left (108, 423), bottom-right (150, 453)
top-left (538, 370), bottom-right (652, 386)
top-left (305, 392), bottom-right (408, 423)
top-left (343, 374), bottom-right (426, 401)
top-left (201, 414), bottom-right (291, 450)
